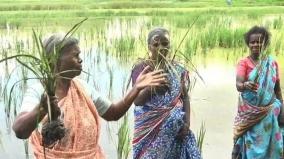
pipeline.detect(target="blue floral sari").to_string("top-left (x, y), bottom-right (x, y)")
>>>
top-left (233, 56), bottom-right (283, 159)
top-left (131, 61), bottom-right (201, 159)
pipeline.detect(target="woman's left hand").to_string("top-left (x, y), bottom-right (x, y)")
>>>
top-left (176, 123), bottom-right (190, 140)
top-left (279, 101), bottom-right (284, 126)
top-left (181, 79), bottom-right (189, 99)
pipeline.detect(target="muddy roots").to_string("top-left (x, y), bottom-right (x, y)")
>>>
top-left (42, 119), bottom-right (66, 148)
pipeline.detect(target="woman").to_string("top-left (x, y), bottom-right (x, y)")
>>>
top-left (12, 34), bottom-right (168, 158)
top-left (131, 27), bottom-right (201, 159)
top-left (232, 26), bottom-right (284, 159)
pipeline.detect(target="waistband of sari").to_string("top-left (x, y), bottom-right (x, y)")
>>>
top-left (233, 100), bottom-right (273, 141)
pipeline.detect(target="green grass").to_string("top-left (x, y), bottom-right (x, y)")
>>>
top-left (1, 6), bottom-right (284, 29)
top-left (2, 11), bottom-right (284, 63)
top-left (113, 36), bottom-right (136, 59)
top-left (117, 113), bottom-right (131, 159)
top-left (0, 0), bottom-right (283, 11)
top-left (2, 13), bottom-right (284, 64)
top-left (196, 122), bottom-right (206, 155)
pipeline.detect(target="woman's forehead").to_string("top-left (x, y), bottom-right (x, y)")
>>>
top-left (152, 33), bottom-right (170, 41)
top-left (62, 44), bottom-right (80, 56)
top-left (249, 33), bottom-right (263, 40)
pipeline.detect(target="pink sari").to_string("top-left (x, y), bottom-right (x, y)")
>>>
top-left (30, 79), bottom-right (105, 159)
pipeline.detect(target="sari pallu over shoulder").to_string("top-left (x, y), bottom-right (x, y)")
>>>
top-left (132, 62), bottom-right (185, 145)
top-left (30, 79), bottom-right (105, 159)
top-left (232, 56), bottom-right (283, 159)
top-left (132, 62), bottom-right (201, 159)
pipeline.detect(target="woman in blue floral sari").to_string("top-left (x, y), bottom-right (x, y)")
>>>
top-left (232, 26), bottom-right (284, 159)
top-left (131, 27), bottom-right (201, 159)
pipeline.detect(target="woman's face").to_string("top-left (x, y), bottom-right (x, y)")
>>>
top-left (57, 44), bottom-right (82, 78)
top-left (248, 33), bottom-right (265, 55)
top-left (148, 33), bottom-right (170, 61)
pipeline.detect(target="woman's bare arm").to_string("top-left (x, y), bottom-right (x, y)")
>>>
top-left (12, 95), bottom-right (59, 139)
top-left (133, 87), bottom-right (152, 106)
top-left (12, 105), bottom-right (46, 139)
top-left (102, 67), bottom-right (167, 121)
top-left (275, 80), bottom-right (283, 102)
top-left (236, 75), bottom-right (246, 92)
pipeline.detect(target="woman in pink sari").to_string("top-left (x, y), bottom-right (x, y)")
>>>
top-left (12, 34), bottom-right (168, 159)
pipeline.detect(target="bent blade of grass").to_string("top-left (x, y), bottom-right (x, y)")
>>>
top-left (171, 15), bottom-right (200, 62)
top-left (175, 53), bottom-right (205, 83)
top-left (0, 54), bottom-right (40, 63)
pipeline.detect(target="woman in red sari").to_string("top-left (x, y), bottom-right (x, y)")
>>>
top-left (232, 26), bottom-right (283, 159)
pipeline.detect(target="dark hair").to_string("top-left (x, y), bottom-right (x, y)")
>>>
top-left (244, 26), bottom-right (271, 47)
top-left (147, 27), bottom-right (169, 45)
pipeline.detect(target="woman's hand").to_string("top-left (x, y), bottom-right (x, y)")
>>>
top-left (40, 94), bottom-right (61, 119)
top-left (134, 66), bottom-right (168, 91)
top-left (181, 77), bottom-right (189, 99)
top-left (243, 81), bottom-right (258, 92)
top-left (278, 101), bottom-right (284, 126)
top-left (176, 123), bottom-right (190, 140)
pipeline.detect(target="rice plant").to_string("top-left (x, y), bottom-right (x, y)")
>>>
top-left (117, 73), bottom-right (133, 159)
top-left (196, 121), bottom-right (206, 155)
top-left (117, 112), bottom-right (131, 159)
top-left (113, 36), bottom-right (136, 61)
top-left (273, 33), bottom-right (284, 55)
top-left (107, 63), bottom-right (114, 100)
top-left (273, 16), bottom-right (283, 29)
top-left (1, 66), bottom-right (23, 133)
top-left (184, 37), bottom-right (198, 58)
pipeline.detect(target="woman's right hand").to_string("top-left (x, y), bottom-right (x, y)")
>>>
top-left (40, 94), bottom-right (61, 119)
top-left (243, 81), bottom-right (258, 92)
top-left (134, 66), bottom-right (168, 91)
top-left (176, 123), bottom-right (190, 140)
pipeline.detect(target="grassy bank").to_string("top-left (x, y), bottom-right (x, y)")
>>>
top-left (0, 0), bottom-right (284, 11)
